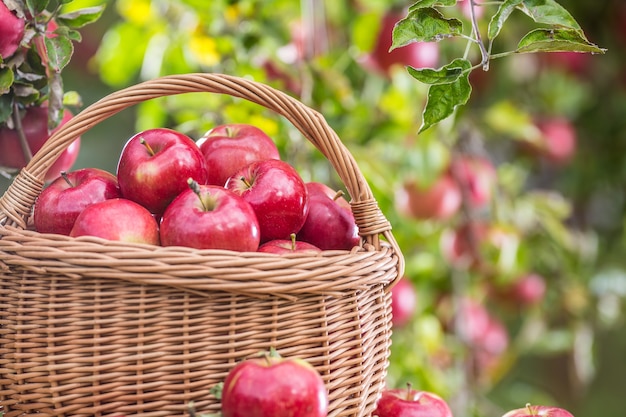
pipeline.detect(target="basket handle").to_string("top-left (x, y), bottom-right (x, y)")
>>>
top-left (0, 73), bottom-right (402, 257)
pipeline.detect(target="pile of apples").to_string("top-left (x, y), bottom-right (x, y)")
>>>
top-left (32, 123), bottom-right (361, 253)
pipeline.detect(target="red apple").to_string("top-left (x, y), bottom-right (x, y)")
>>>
top-left (258, 234), bottom-right (322, 254)
top-left (361, 11), bottom-right (440, 76)
top-left (70, 198), bottom-right (160, 245)
top-left (533, 117), bottom-right (577, 165)
top-left (0, 106), bottom-right (81, 181)
top-left (492, 273), bottom-right (547, 307)
top-left (390, 276), bottom-right (418, 327)
top-left (221, 351), bottom-right (328, 417)
top-left (374, 385), bottom-right (453, 417)
top-left (197, 123), bottom-right (280, 186)
top-left (502, 404), bottom-right (574, 417)
top-left (296, 182), bottom-right (360, 250)
top-left (226, 159), bottom-right (309, 243)
top-left (449, 155), bottom-right (497, 209)
top-left (540, 51), bottom-right (592, 77)
top-left (116, 128), bottom-right (209, 216)
top-left (33, 168), bottom-right (121, 235)
top-left (395, 174), bottom-right (462, 220)
top-left (160, 180), bottom-right (260, 251)
top-left (0, 1), bottom-right (25, 59)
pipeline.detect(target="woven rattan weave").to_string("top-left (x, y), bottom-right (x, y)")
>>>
top-left (0, 73), bottom-right (404, 417)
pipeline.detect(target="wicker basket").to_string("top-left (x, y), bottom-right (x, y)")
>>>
top-left (0, 73), bottom-right (404, 417)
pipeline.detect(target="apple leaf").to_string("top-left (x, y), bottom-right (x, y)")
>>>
top-left (516, 29), bottom-right (606, 54)
top-left (0, 68), bottom-right (15, 95)
top-left (209, 382), bottom-right (224, 400)
top-left (57, 6), bottom-right (106, 29)
top-left (408, 0), bottom-right (458, 12)
top-left (488, 0), bottom-right (523, 41)
top-left (416, 59), bottom-right (472, 133)
top-left (519, 0), bottom-right (581, 32)
top-left (25, 0), bottom-right (49, 16)
top-left (44, 35), bottom-right (74, 73)
top-left (391, 7), bottom-right (463, 48)
top-left (407, 57), bottom-right (470, 85)
top-left (0, 95), bottom-right (13, 125)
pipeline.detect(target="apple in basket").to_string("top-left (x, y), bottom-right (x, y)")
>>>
top-left (374, 384), bottom-right (453, 417)
top-left (70, 198), bottom-right (160, 245)
top-left (220, 350), bottom-right (328, 417)
top-left (116, 128), bottom-right (209, 216)
top-left (502, 404), bottom-right (574, 417)
top-left (296, 182), bottom-right (360, 251)
top-left (33, 168), bottom-right (121, 235)
top-left (197, 123), bottom-right (281, 186)
top-left (258, 233), bottom-right (322, 254)
top-left (226, 159), bottom-right (309, 243)
top-left (160, 179), bottom-right (261, 251)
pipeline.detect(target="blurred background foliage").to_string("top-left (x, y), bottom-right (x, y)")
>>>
top-left (2, 0), bottom-right (625, 416)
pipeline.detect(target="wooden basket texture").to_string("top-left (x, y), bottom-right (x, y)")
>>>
top-left (0, 73), bottom-right (404, 417)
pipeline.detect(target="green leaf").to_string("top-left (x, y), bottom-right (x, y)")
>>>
top-left (519, 0), bottom-right (581, 31)
top-left (209, 382), bottom-right (223, 400)
top-left (0, 95), bottom-right (13, 125)
top-left (57, 5), bottom-right (105, 29)
top-left (418, 59), bottom-right (472, 132)
top-left (408, 0), bottom-right (457, 12)
top-left (488, 0), bottom-right (523, 41)
top-left (407, 57), bottom-right (470, 84)
top-left (0, 68), bottom-right (15, 94)
top-left (392, 7), bottom-right (463, 48)
top-left (62, 90), bottom-right (82, 107)
top-left (516, 29), bottom-right (606, 54)
top-left (44, 35), bottom-right (74, 72)
top-left (25, 0), bottom-right (49, 16)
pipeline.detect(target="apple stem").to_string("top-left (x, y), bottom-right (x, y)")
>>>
top-left (290, 233), bottom-right (297, 251)
top-left (187, 178), bottom-right (208, 211)
top-left (139, 137), bottom-right (156, 156)
top-left (333, 190), bottom-right (345, 201)
top-left (239, 176), bottom-right (252, 188)
top-left (526, 403), bottom-right (536, 416)
top-left (60, 171), bottom-right (73, 187)
top-left (12, 102), bottom-right (33, 164)
top-left (405, 382), bottom-right (413, 401)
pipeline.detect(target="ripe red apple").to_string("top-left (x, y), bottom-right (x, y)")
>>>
top-left (492, 273), bottom-right (547, 307)
top-left (0, 1), bottom-right (25, 59)
top-left (502, 404), bottom-right (574, 417)
top-left (221, 352), bottom-right (328, 417)
top-left (160, 180), bottom-right (260, 251)
top-left (0, 106), bottom-right (81, 181)
top-left (390, 276), bottom-right (418, 327)
top-left (374, 385), bottom-right (453, 417)
top-left (395, 174), bottom-right (462, 220)
top-left (226, 159), bottom-right (309, 243)
top-left (197, 123), bottom-right (280, 186)
top-left (361, 11), bottom-right (440, 76)
top-left (33, 168), bottom-right (121, 235)
top-left (533, 117), bottom-right (577, 165)
top-left (116, 128), bottom-right (209, 216)
top-left (70, 198), bottom-right (160, 245)
top-left (296, 182), bottom-right (360, 250)
top-left (449, 155), bottom-right (497, 209)
top-left (258, 234), bottom-right (322, 254)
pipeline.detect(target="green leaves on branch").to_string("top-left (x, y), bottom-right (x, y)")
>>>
top-left (407, 59), bottom-right (472, 133)
top-left (398, 0), bottom-right (606, 133)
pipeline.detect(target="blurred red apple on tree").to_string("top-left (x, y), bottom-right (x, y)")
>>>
top-left (116, 128), bottom-right (209, 216)
top-left (395, 174), bottom-right (462, 220)
top-left (390, 276), bottom-right (418, 327)
top-left (374, 385), bottom-right (453, 417)
top-left (0, 1), bottom-right (25, 59)
top-left (70, 198), bottom-right (160, 245)
top-left (449, 155), bottom-right (497, 209)
top-left (492, 273), bottom-right (547, 307)
top-left (532, 117), bottom-right (577, 165)
top-left (197, 123), bottom-right (280, 186)
top-left (33, 168), bottom-right (121, 235)
top-left (0, 105), bottom-right (81, 181)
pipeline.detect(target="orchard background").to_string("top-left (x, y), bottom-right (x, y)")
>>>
top-left (1, 0), bottom-right (625, 416)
